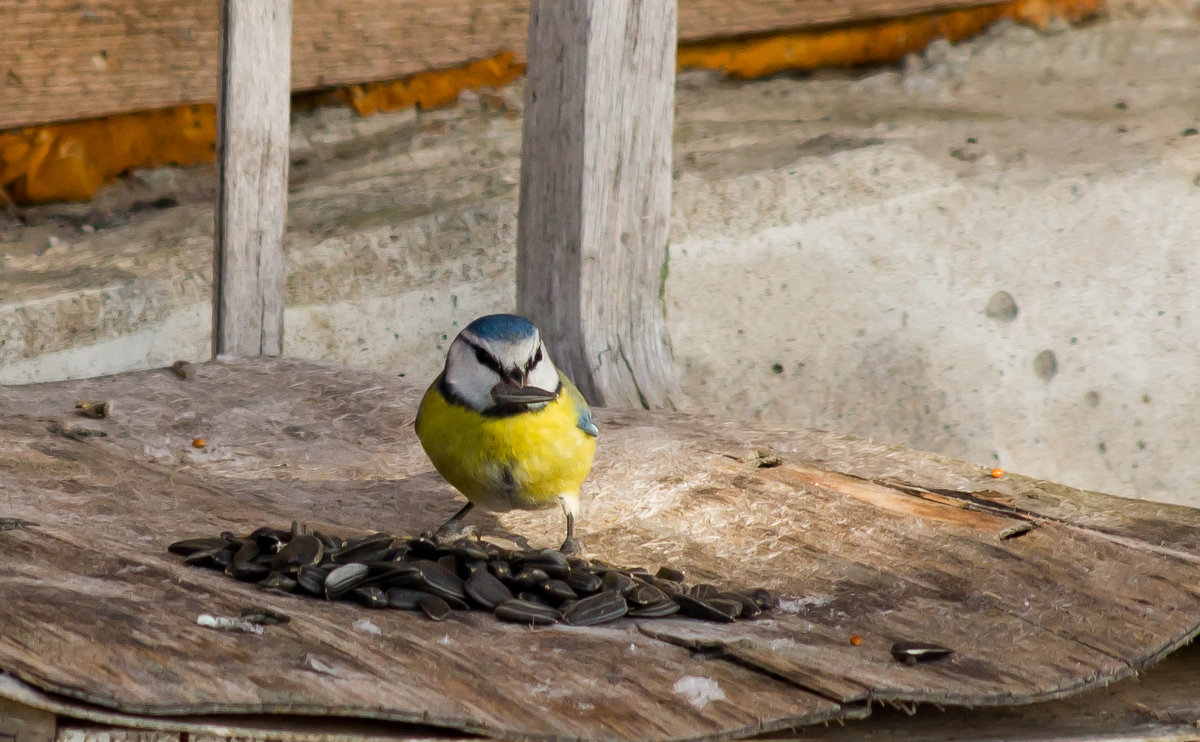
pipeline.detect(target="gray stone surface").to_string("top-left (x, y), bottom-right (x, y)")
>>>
top-left (2, 12), bottom-right (1198, 504)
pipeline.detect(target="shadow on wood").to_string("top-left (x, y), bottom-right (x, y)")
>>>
top-left (2, 359), bottom-right (1200, 741)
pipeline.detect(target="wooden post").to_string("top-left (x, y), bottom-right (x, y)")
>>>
top-left (213, 0), bottom-right (292, 357)
top-left (517, 0), bottom-right (679, 409)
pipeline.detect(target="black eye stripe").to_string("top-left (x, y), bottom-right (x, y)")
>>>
top-left (526, 346), bottom-right (543, 373)
top-left (470, 343), bottom-right (503, 375)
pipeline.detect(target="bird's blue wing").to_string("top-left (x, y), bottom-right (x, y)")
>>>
top-left (561, 372), bottom-right (599, 437)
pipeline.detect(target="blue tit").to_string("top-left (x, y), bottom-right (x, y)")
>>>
top-left (414, 314), bottom-right (599, 553)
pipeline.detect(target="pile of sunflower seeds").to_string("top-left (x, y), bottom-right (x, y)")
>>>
top-left (169, 524), bottom-right (776, 625)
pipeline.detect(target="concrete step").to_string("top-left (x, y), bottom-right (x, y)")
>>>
top-left (2, 16), bottom-right (1199, 504)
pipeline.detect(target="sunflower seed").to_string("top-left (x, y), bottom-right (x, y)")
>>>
top-left (674, 593), bottom-right (738, 622)
top-left (515, 549), bottom-right (570, 578)
top-left (324, 562), bottom-right (369, 599)
top-left (719, 592), bottom-right (763, 619)
top-left (258, 572), bottom-right (297, 593)
top-left (655, 565), bottom-right (686, 583)
top-left (362, 562), bottom-right (422, 589)
top-left (387, 588), bottom-right (430, 610)
top-left (627, 599), bottom-right (681, 618)
top-left (706, 597), bottom-right (743, 619)
top-left (296, 564), bottom-right (330, 594)
top-left (465, 570), bottom-right (512, 610)
top-left (513, 567), bottom-right (550, 589)
top-left (352, 586), bottom-right (389, 608)
top-left (412, 559), bottom-right (466, 601)
top-left (891, 641), bottom-right (953, 664)
top-left (249, 526), bottom-right (289, 551)
top-left (489, 561), bottom-right (513, 580)
top-left (601, 571), bottom-right (635, 595)
top-left (566, 571), bottom-right (604, 595)
top-left (750, 587), bottom-right (777, 610)
top-left (626, 583), bottom-right (667, 606)
top-left (562, 591), bottom-right (627, 626)
top-left (495, 598), bottom-right (559, 625)
top-left (271, 534), bottom-right (324, 573)
top-left (541, 579), bottom-right (577, 602)
top-left (419, 594), bottom-right (451, 621)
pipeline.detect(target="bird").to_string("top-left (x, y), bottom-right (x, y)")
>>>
top-left (414, 314), bottom-right (598, 554)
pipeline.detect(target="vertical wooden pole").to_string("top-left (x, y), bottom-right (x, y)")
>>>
top-left (517, 0), bottom-right (679, 409)
top-left (213, 0), bottom-right (292, 357)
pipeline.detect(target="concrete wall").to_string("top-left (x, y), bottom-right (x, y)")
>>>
top-left (2, 14), bottom-right (1198, 503)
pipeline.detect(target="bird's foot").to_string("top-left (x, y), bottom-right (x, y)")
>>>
top-left (433, 521), bottom-right (479, 544)
top-left (560, 536), bottom-right (584, 556)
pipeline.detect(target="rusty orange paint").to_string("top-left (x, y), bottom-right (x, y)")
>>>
top-left (676, 0), bottom-right (1103, 78)
top-left (0, 0), bottom-right (1102, 206)
top-left (0, 105), bottom-right (216, 204)
top-left (332, 52), bottom-right (524, 117)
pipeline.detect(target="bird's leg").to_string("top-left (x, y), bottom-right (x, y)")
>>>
top-left (433, 501), bottom-right (477, 543)
top-left (560, 511), bottom-right (583, 556)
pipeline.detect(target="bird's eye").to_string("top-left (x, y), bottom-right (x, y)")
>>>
top-left (473, 346), bottom-right (501, 374)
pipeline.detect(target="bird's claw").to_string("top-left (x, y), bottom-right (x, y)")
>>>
top-left (433, 522), bottom-right (479, 544)
top-left (560, 536), bottom-right (584, 556)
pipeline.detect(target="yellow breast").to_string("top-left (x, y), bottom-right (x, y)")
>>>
top-left (414, 373), bottom-right (597, 513)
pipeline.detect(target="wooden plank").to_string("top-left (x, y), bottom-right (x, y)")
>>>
top-left (212, 0), bottom-right (291, 358)
top-left (2, 359), bottom-right (1200, 740)
top-left (516, 0), bottom-right (679, 408)
top-left (0, 695), bottom-right (55, 742)
top-left (0, 0), bottom-right (1010, 129)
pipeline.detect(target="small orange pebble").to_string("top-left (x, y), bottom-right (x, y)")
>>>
top-left (850, 635), bottom-right (863, 646)
top-left (990, 468), bottom-right (1005, 478)
top-left (192, 438), bottom-right (207, 449)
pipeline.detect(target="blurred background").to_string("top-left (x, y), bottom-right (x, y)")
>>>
top-left (1, 0), bottom-right (1197, 503)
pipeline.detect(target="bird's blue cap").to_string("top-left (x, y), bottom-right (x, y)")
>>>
top-left (464, 314), bottom-right (539, 342)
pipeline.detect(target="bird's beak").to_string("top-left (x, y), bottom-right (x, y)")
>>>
top-left (491, 383), bottom-right (557, 405)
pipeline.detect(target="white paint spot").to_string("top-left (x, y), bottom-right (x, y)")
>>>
top-left (438, 634), bottom-right (453, 645)
top-left (196, 613), bottom-right (263, 635)
top-left (302, 654), bottom-right (343, 677)
top-left (352, 618), bottom-right (381, 635)
top-left (672, 676), bottom-right (726, 710)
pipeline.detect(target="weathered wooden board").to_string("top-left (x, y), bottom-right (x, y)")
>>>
top-left (213, 0), bottom-right (291, 358)
top-left (0, 0), bottom-right (1009, 129)
top-left (13, 644), bottom-right (1200, 741)
top-left (2, 358), bottom-right (1200, 742)
top-left (517, 0), bottom-right (679, 409)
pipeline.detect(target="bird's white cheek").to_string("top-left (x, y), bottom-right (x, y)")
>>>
top-left (444, 346), bottom-right (503, 410)
top-left (527, 359), bottom-right (559, 392)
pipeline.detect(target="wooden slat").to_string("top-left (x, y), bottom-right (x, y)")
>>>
top-left (0, 0), bottom-right (1007, 130)
top-left (2, 359), bottom-right (1200, 740)
top-left (212, 0), bottom-right (291, 358)
top-left (516, 0), bottom-right (679, 408)
top-left (0, 694), bottom-right (55, 742)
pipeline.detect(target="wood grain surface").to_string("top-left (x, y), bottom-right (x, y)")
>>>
top-left (516, 0), bottom-right (679, 409)
top-left (1, 358), bottom-right (1199, 741)
top-left (212, 0), bottom-right (291, 358)
top-left (0, 0), bottom-right (1006, 129)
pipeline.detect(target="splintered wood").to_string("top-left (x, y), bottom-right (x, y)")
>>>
top-left (2, 358), bottom-right (1200, 741)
